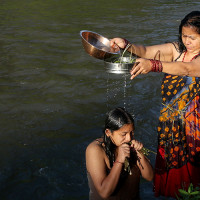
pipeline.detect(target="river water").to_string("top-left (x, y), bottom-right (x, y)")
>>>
top-left (0, 1), bottom-right (200, 199)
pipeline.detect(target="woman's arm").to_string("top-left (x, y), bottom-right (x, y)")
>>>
top-left (110, 38), bottom-right (175, 62)
top-left (162, 57), bottom-right (200, 76)
top-left (129, 43), bottom-right (174, 62)
top-left (131, 140), bottom-right (154, 181)
top-left (136, 152), bottom-right (154, 181)
top-left (130, 56), bottom-right (200, 79)
top-left (86, 141), bottom-right (129, 199)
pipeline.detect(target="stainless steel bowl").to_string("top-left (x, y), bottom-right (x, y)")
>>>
top-left (80, 30), bottom-right (120, 60)
top-left (104, 57), bottom-right (136, 74)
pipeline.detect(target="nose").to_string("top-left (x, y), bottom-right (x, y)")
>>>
top-left (185, 37), bottom-right (191, 45)
top-left (126, 133), bottom-right (131, 142)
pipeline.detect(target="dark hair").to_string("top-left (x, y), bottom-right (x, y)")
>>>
top-left (102, 107), bottom-right (134, 167)
top-left (178, 11), bottom-right (200, 52)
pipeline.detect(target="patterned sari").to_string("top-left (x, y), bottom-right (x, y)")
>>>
top-left (154, 74), bottom-right (200, 198)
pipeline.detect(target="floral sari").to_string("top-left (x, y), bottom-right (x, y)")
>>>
top-left (154, 74), bottom-right (200, 198)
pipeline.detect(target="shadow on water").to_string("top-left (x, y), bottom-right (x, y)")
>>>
top-left (0, 0), bottom-right (200, 199)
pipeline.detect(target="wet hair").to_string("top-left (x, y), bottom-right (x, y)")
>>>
top-left (178, 11), bottom-right (200, 52)
top-left (102, 107), bottom-right (134, 167)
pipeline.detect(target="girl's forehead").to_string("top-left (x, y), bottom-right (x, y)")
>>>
top-left (119, 124), bottom-right (134, 131)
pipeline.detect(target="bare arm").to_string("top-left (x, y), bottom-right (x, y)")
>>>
top-left (129, 43), bottom-right (174, 62)
top-left (131, 140), bottom-right (154, 181)
top-left (110, 38), bottom-right (175, 62)
top-left (86, 141), bottom-right (130, 199)
top-left (130, 56), bottom-right (200, 79)
top-left (162, 57), bottom-right (200, 76)
top-left (136, 152), bottom-right (154, 181)
top-left (110, 38), bottom-right (200, 78)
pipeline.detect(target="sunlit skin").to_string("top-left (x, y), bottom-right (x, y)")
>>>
top-left (86, 123), bottom-right (154, 199)
top-left (110, 25), bottom-right (200, 79)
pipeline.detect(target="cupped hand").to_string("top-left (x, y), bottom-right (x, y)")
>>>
top-left (116, 143), bottom-right (130, 163)
top-left (130, 58), bottom-right (152, 79)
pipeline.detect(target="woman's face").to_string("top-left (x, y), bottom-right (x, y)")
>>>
top-left (182, 26), bottom-right (200, 54)
top-left (106, 124), bottom-right (134, 146)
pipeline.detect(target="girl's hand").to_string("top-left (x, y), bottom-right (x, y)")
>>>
top-left (130, 140), bottom-right (143, 152)
top-left (116, 143), bottom-right (130, 163)
top-left (110, 38), bottom-right (127, 51)
top-left (130, 58), bottom-right (152, 79)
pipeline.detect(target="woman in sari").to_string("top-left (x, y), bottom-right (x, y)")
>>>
top-left (110, 11), bottom-right (200, 198)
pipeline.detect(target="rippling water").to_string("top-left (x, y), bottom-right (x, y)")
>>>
top-left (0, 0), bottom-right (200, 199)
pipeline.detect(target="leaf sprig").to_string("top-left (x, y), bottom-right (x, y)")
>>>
top-left (176, 183), bottom-right (200, 200)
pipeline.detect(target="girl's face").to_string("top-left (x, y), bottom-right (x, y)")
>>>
top-left (106, 124), bottom-right (134, 146)
top-left (182, 26), bottom-right (200, 54)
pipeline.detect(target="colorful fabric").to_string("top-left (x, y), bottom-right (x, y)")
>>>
top-left (154, 73), bottom-right (200, 197)
top-left (157, 74), bottom-right (200, 169)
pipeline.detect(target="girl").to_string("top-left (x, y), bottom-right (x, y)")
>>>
top-left (86, 107), bottom-right (153, 200)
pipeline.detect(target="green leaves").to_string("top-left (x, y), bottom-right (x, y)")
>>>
top-left (176, 183), bottom-right (200, 200)
top-left (138, 147), bottom-right (157, 156)
top-left (124, 157), bottom-right (132, 175)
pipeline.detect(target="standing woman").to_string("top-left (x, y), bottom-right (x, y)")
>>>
top-left (110, 11), bottom-right (200, 198)
top-left (85, 107), bottom-right (153, 200)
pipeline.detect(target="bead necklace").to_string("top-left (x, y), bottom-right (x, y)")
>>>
top-left (182, 51), bottom-right (200, 62)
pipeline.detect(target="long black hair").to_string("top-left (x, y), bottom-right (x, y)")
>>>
top-left (178, 11), bottom-right (200, 52)
top-left (102, 107), bottom-right (134, 167)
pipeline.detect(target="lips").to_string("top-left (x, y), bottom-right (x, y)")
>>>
top-left (185, 46), bottom-right (192, 51)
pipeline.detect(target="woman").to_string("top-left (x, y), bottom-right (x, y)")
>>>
top-left (110, 11), bottom-right (200, 198)
top-left (86, 107), bottom-right (153, 200)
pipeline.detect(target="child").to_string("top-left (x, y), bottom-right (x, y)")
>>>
top-left (86, 107), bottom-right (154, 200)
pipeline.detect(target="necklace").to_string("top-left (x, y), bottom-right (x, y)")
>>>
top-left (182, 51), bottom-right (200, 62)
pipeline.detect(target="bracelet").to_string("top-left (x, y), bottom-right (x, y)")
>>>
top-left (114, 160), bottom-right (123, 165)
top-left (149, 59), bottom-right (163, 72)
top-left (123, 38), bottom-right (131, 50)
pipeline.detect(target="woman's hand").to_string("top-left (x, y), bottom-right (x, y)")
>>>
top-left (130, 58), bottom-right (152, 79)
top-left (110, 38), bottom-right (127, 51)
top-left (116, 143), bottom-right (130, 163)
top-left (130, 140), bottom-right (143, 152)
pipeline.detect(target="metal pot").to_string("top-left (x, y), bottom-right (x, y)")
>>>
top-left (104, 57), bottom-right (136, 74)
top-left (80, 30), bottom-right (120, 60)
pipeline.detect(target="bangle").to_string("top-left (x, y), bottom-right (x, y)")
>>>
top-left (149, 59), bottom-right (163, 72)
top-left (114, 160), bottom-right (123, 165)
top-left (123, 38), bottom-right (131, 49)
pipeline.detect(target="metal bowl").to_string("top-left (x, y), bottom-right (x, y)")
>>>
top-left (80, 30), bottom-right (120, 60)
top-left (104, 57), bottom-right (136, 74)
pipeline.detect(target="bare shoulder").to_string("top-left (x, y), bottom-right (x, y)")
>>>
top-left (146, 42), bottom-right (176, 61)
top-left (169, 42), bottom-right (181, 57)
top-left (86, 138), bottom-right (104, 156)
top-left (162, 42), bottom-right (178, 52)
top-left (163, 42), bottom-right (180, 61)
top-left (170, 41), bottom-right (179, 50)
top-left (86, 138), bottom-right (107, 172)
